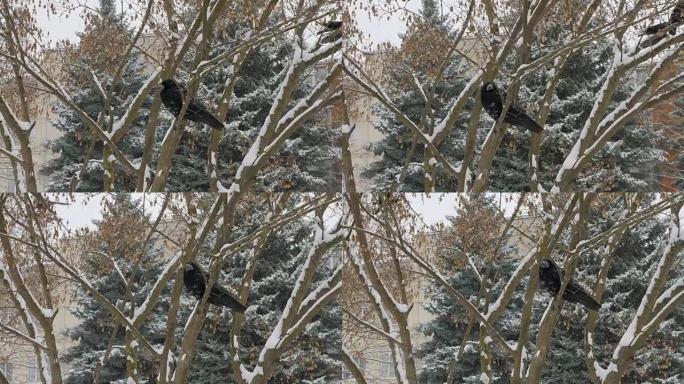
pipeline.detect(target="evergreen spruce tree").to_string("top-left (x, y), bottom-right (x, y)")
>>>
top-left (44, 0), bottom-right (160, 191)
top-left (186, 198), bottom-right (341, 382)
top-left (416, 195), bottom-right (520, 383)
top-left (417, 196), bottom-right (683, 383)
top-left (487, 17), bottom-right (663, 191)
top-left (362, 0), bottom-right (472, 191)
top-left (166, 7), bottom-right (341, 191)
top-left (539, 197), bottom-right (683, 383)
top-left (63, 195), bottom-right (340, 383)
top-left (364, 2), bottom-right (664, 191)
top-left (63, 194), bottom-right (169, 383)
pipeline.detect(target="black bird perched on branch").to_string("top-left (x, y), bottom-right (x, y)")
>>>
top-left (480, 82), bottom-right (543, 134)
top-left (643, 1), bottom-right (683, 35)
top-left (183, 261), bottom-right (246, 313)
top-left (640, 1), bottom-right (683, 47)
top-left (318, 20), bottom-right (343, 34)
top-left (538, 259), bottom-right (601, 311)
top-left (160, 79), bottom-right (224, 130)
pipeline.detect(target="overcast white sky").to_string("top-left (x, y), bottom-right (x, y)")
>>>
top-left (35, 1), bottom-right (92, 43)
top-left (35, 0), bottom-right (414, 46)
top-left (52, 193), bottom-right (521, 230)
top-left (354, 0), bottom-right (420, 46)
top-left (52, 193), bottom-right (163, 230)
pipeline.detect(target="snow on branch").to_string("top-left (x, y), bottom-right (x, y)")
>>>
top-left (342, 58), bottom-right (461, 179)
top-left (227, 39), bottom-right (341, 194)
top-left (238, 218), bottom-right (346, 383)
top-left (487, 196), bottom-right (579, 321)
top-left (132, 196), bottom-right (223, 326)
top-left (0, 321), bottom-right (47, 350)
top-left (109, 67), bottom-right (162, 142)
top-left (590, 206), bottom-right (684, 383)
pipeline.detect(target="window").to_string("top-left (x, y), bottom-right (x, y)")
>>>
top-left (27, 356), bottom-right (38, 383)
top-left (0, 361), bottom-right (12, 381)
top-left (379, 351), bottom-right (395, 377)
top-left (341, 355), bottom-right (366, 380)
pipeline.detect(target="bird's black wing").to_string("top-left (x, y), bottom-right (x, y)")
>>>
top-left (208, 284), bottom-right (247, 313)
top-left (643, 21), bottom-right (670, 35)
top-left (318, 21), bottom-right (343, 34)
top-left (562, 281), bottom-right (601, 311)
top-left (186, 101), bottom-right (224, 130)
top-left (505, 103), bottom-right (543, 133)
top-left (671, 1), bottom-right (683, 24)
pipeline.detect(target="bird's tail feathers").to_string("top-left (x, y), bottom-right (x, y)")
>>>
top-left (229, 300), bottom-right (247, 314)
top-left (527, 120), bottom-right (544, 134)
top-left (564, 285), bottom-right (601, 311)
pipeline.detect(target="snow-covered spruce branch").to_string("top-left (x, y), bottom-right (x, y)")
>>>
top-left (260, 41), bottom-right (342, 144)
top-left (237, 221), bottom-right (347, 384)
top-left (470, 0), bottom-right (568, 192)
top-left (508, 196), bottom-right (569, 383)
top-left (512, 9), bottom-right (661, 82)
top-left (147, 0), bottom-right (222, 191)
top-left (488, 194), bottom-right (683, 331)
top-left (277, 266), bottom-right (342, 348)
top-left (229, 193), bottom-right (291, 379)
top-left (552, 32), bottom-right (684, 191)
top-left (569, 194), bottom-right (684, 253)
top-left (108, 68), bottom-right (162, 143)
top-left (584, 228), bottom-right (630, 381)
top-left (347, 224), bottom-right (517, 358)
top-left (590, 207), bottom-right (684, 383)
top-left (528, 0), bottom-right (604, 191)
top-left (156, 194), bottom-right (206, 384)
top-left (583, 195), bottom-right (644, 379)
top-left (218, 39), bottom-right (342, 192)
top-left (147, 195), bottom-right (229, 384)
top-left (215, 194), bottom-right (342, 261)
top-left (195, 8), bottom-right (336, 78)
top-left (173, 197), bottom-right (342, 383)
top-left (429, 0), bottom-right (540, 148)
top-left (206, 2), bottom-right (306, 190)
